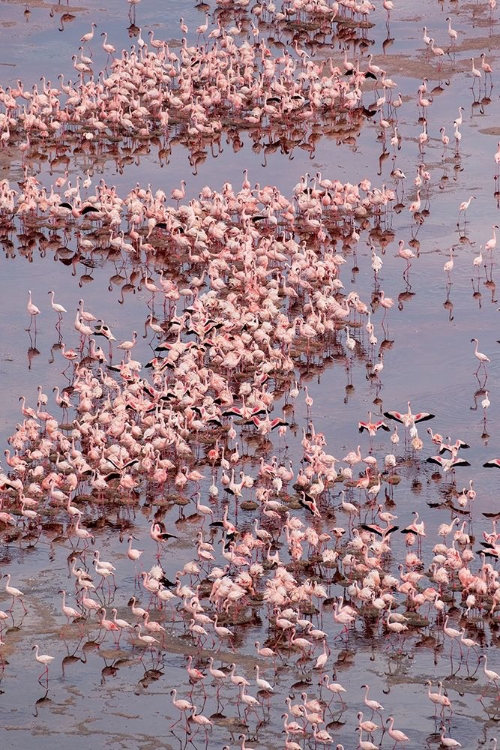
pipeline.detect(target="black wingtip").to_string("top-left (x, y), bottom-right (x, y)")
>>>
top-left (416, 413), bottom-right (435, 423)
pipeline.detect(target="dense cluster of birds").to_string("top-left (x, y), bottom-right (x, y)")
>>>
top-left (0, 18), bottom-right (381, 172)
top-left (1, 0), bottom-right (500, 749)
top-left (2, 298), bottom-right (500, 750)
top-left (4, 292), bottom-right (500, 749)
top-left (1, 164), bottom-right (500, 745)
top-left (0, 0), bottom-right (496, 182)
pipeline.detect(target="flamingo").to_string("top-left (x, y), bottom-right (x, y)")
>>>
top-left (494, 142), bottom-right (500, 172)
top-left (59, 590), bottom-right (80, 622)
top-left (80, 22), bottom-right (97, 44)
top-left (360, 683), bottom-right (384, 719)
top-left (32, 644), bottom-right (54, 682)
top-left (254, 664), bottom-right (274, 692)
top-left (74, 514), bottom-right (94, 546)
top-left (170, 688), bottom-right (194, 729)
top-left (445, 17), bottom-right (458, 43)
top-left (401, 511), bottom-right (426, 537)
top-left (458, 195), bottom-right (475, 223)
top-left (117, 331), bottom-right (138, 354)
top-left (471, 337), bottom-right (490, 374)
top-left (479, 654), bottom-right (500, 690)
top-left (485, 225), bottom-right (498, 254)
top-left (48, 290), bottom-right (67, 321)
top-left (425, 680), bottom-right (451, 716)
top-left (171, 180), bottom-right (186, 203)
top-left (27, 290), bottom-right (40, 330)
top-left (134, 623), bottom-right (159, 648)
top-left (384, 401), bottom-right (434, 426)
top-left (4, 574), bottom-right (27, 612)
top-left (357, 726), bottom-right (379, 750)
top-left (357, 711), bottom-right (379, 734)
top-left (112, 608), bottom-right (132, 633)
top-left (408, 189), bottom-right (421, 214)
top-left (480, 53), bottom-right (493, 83)
top-left (471, 56), bottom-right (482, 85)
top-left (321, 673), bottom-right (347, 707)
top-left (444, 247), bottom-right (454, 278)
top-left (101, 32), bottom-right (116, 56)
top-left (440, 726), bottom-right (462, 748)
top-left (396, 240), bottom-right (416, 274)
top-left (189, 705), bottom-right (213, 736)
top-left (378, 290), bottom-right (395, 324)
top-left (126, 536), bottom-right (143, 574)
top-left (473, 246), bottom-right (483, 270)
top-left (386, 717), bottom-right (409, 746)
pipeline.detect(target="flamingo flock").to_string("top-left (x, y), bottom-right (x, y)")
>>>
top-left (0, 0), bottom-right (500, 749)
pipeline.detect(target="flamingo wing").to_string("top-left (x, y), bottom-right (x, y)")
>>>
top-left (361, 523), bottom-right (398, 537)
top-left (360, 523), bottom-right (384, 536)
top-left (439, 441), bottom-right (470, 454)
top-left (483, 459), bottom-right (500, 468)
top-left (250, 406), bottom-right (268, 417)
top-left (222, 407), bottom-right (243, 417)
top-left (383, 411), bottom-right (405, 423)
top-left (450, 458), bottom-right (471, 467)
top-left (426, 456), bottom-right (445, 466)
top-left (299, 495), bottom-right (321, 516)
top-left (477, 546), bottom-right (500, 558)
top-left (270, 418), bottom-right (289, 430)
top-left (385, 525), bottom-right (399, 535)
top-left (412, 411), bottom-right (435, 423)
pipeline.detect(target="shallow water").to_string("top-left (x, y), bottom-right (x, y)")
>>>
top-left (1, 1), bottom-right (500, 749)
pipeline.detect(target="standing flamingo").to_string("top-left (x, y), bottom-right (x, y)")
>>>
top-left (4, 574), bottom-right (27, 612)
top-left (27, 290), bottom-right (40, 331)
top-left (485, 225), bottom-right (498, 255)
top-left (32, 644), bottom-right (54, 682)
top-left (471, 337), bottom-right (490, 376)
